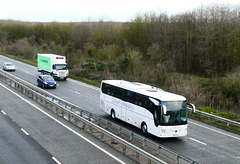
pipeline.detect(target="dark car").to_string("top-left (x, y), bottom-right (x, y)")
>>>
top-left (37, 75), bottom-right (57, 88)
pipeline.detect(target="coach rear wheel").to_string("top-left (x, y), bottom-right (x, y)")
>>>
top-left (110, 109), bottom-right (116, 119)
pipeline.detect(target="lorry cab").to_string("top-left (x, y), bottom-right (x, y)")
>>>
top-left (52, 64), bottom-right (69, 80)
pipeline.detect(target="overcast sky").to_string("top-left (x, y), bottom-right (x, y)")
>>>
top-left (1, 0), bottom-right (239, 22)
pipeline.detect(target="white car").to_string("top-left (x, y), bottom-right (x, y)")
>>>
top-left (3, 62), bottom-right (15, 71)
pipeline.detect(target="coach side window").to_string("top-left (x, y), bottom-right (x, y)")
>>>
top-left (102, 83), bottom-right (115, 96)
top-left (133, 92), bottom-right (144, 106)
top-left (102, 83), bottom-right (111, 95)
top-left (102, 83), bottom-right (108, 94)
top-left (125, 90), bottom-right (133, 102)
top-left (133, 93), bottom-right (141, 106)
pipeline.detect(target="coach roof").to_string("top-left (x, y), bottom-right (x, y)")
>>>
top-left (102, 80), bottom-right (186, 101)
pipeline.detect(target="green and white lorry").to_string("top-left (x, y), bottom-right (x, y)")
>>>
top-left (37, 54), bottom-right (68, 80)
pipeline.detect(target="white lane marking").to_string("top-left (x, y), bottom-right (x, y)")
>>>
top-left (189, 137), bottom-right (207, 145)
top-left (52, 157), bottom-right (61, 164)
top-left (1, 110), bottom-right (6, 115)
top-left (189, 120), bottom-right (240, 141)
top-left (21, 128), bottom-right (29, 136)
top-left (25, 71), bottom-right (30, 74)
top-left (74, 91), bottom-right (81, 95)
top-left (0, 83), bottom-right (126, 164)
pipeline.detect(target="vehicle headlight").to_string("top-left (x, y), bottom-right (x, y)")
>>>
top-left (44, 81), bottom-right (48, 84)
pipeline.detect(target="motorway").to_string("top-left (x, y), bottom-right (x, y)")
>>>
top-left (0, 54), bottom-right (240, 164)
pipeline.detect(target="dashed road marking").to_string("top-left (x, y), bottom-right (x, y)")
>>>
top-left (1, 110), bottom-right (6, 115)
top-left (189, 137), bottom-right (207, 145)
top-left (74, 91), bottom-right (81, 95)
top-left (21, 128), bottom-right (29, 136)
top-left (52, 157), bottom-right (61, 164)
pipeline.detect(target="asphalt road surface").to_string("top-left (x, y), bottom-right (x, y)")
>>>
top-left (0, 109), bottom-right (56, 164)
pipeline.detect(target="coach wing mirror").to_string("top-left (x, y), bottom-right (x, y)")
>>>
top-left (149, 97), bottom-right (160, 106)
top-left (162, 105), bottom-right (167, 115)
top-left (187, 103), bottom-right (196, 113)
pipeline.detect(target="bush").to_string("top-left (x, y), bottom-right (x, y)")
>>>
top-left (221, 80), bottom-right (240, 104)
top-left (218, 71), bottom-right (240, 104)
top-left (6, 38), bottom-right (35, 59)
top-left (120, 56), bottom-right (133, 73)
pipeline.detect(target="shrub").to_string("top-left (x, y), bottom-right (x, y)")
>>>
top-left (219, 71), bottom-right (240, 104)
top-left (6, 38), bottom-right (35, 59)
top-left (120, 56), bottom-right (133, 73)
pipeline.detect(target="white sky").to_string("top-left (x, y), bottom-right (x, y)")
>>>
top-left (0, 0), bottom-right (239, 22)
